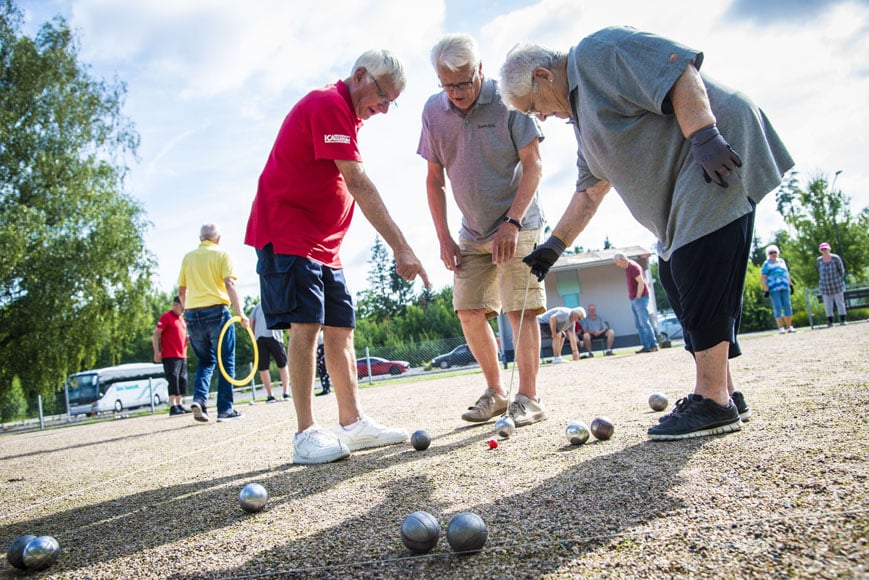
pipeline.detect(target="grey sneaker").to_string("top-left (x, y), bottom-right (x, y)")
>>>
top-left (217, 409), bottom-right (244, 422)
top-left (461, 388), bottom-right (508, 423)
top-left (294, 426), bottom-right (350, 464)
top-left (730, 391), bottom-right (751, 421)
top-left (508, 394), bottom-right (547, 427)
top-left (337, 416), bottom-right (408, 451)
top-left (190, 400), bottom-right (210, 423)
top-left (648, 394), bottom-right (741, 440)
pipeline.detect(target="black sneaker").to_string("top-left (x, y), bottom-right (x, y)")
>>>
top-left (169, 406), bottom-right (184, 416)
top-left (648, 394), bottom-right (741, 440)
top-left (190, 400), bottom-right (210, 423)
top-left (315, 388), bottom-right (331, 397)
top-left (282, 393), bottom-right (291, 400)
top-left (266, 395), bottom-right (276, 403)
top-left (217, 409), bottom-right (244, 422)
top-left (730, 391), bottom-right (751, 421)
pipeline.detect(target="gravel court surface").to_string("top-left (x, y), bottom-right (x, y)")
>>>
top-left (0, 323), bottom-right (866, 579)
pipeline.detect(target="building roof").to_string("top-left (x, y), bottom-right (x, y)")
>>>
top-left (550, 245), bottom-right (654, 272)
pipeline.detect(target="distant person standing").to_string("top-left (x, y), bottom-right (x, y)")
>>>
top-left (316, 331), bottom-right (331, 396)
top-left (250, 302), bottom-right (290, 402)
top-left (178, 223), bottom-right (249, 423)
top-left (817, 241), bottom-right (847, 327)
top-left (760, 244), bottom-right (795, 334)
top-left (152, 295), bottom-right (189, 416)
top-left (613, 254), bottom-right (658, 353)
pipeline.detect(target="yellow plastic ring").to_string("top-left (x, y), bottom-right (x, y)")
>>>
top-left (217, 316), bottom-right (258, 386)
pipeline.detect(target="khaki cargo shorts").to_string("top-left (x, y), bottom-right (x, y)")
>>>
top-left (453, 228), bottom-right (546, 318)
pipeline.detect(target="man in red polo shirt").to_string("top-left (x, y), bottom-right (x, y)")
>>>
top-left (153, 296), bottom-right (189, 416)
top-left (246, 49), bottom-right (429, 465)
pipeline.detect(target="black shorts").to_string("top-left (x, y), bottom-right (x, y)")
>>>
top-left (256, 336), bottom-right (287, 371)
top-left (658, 206), bottom-right (755, 357)
top-left (162, 358), bottom-right (187, 396)
top-left (256, 244), bottom-right (355, 330)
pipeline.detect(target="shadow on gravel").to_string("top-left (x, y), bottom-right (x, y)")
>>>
top-left (176, 436), bottom-right (710, 578)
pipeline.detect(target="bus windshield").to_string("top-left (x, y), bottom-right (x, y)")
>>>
top-left (67, 373), bottom-right (99, 405)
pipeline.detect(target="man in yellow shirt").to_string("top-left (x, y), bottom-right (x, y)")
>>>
top-left (178, 224), bottom-right (249, 423)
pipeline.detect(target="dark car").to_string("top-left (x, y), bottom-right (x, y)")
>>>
top-left (431, 344), bottom-right (477, 369)
top-left (356, 356), bottom-right (410, 378)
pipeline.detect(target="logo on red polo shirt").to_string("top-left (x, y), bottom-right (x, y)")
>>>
top-left (324, 134), bottom-right (351, 144)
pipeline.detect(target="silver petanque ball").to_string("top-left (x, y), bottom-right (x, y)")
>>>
top-left (400, 511), bottom-right (441, 554)
top-left (649, 392), bottom-right (669, 412)
top-left (22, 536), bottom-right (60, 571)
top-left (494, 416), bottom-right (515, 439)
top-left (6, 534), bottom-right (36, 570)
top-left (565, 421), bottom-right (590, 445)
top-left (446, 512), bottom-right (488, 553)
top-left (238, 483), bottom-right (269, 513)
top-left (411, 429), bottom-right (432, 451)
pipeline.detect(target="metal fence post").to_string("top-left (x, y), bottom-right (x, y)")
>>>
top-left (149, 377), bottom-right (155, 413)
top-left (38, 394), bottom-right (45, 430)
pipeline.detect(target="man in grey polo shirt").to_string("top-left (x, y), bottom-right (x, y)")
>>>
top-left (418, 33), bottom-right (547, 427)
top-left (499, 27), bottom-right (793, 440)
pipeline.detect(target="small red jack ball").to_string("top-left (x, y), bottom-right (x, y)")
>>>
top-left (488, 439), bottom-right (499, 449)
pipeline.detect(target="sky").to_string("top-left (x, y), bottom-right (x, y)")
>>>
top-left (18, 0), bottom-right (869, 302)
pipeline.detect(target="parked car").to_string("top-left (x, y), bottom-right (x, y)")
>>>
top-left (657, 313), bottom-right (684, 340)
top-left (356, 357), bottom-right (410, 377)
top-left (431, 344), bottom-right (477, 369)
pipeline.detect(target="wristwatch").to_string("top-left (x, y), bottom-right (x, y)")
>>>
top-left (502, 216), bottom-right (522, 230)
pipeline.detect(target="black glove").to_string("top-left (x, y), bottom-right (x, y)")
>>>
top-left (523, 236), bottom-right (566, 281)
top-left (789, 284), bottom-right (794, 295)
top-left (690, 124), bottom-right (743, 188)
top-left (764, 290), bottom-right (770, 298)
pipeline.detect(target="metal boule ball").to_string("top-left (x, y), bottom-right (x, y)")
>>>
top-left (399, 511), bottom-right (441, 554)
top-left (446, 512), bottom-right (488, 553)
top-left (590, 416), bottom-right (614, 440)
top-left (649, 392), bottom-right (669, 411)
top-left (22, 536), bottom-right (60, 571)
top-left (238, 483), bottom-right (269, 513)
top-left (6, 534), bottom-right (36, 570)
top-left (411, 430), bottom-right (431, 451)
top-left (565, 421), bottom-right (590, 445)
top-left (494, 416), bottom-right (515, 439)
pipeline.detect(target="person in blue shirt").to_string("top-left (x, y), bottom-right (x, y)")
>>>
top-left (760, 245), bottom-right (795, 334)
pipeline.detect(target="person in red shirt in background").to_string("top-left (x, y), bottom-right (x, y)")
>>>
top-left (246, 49), bottom-right (429, 464)
top-left (153, 296), bottom-right (189, 416)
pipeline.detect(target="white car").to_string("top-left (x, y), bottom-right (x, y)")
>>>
top-left (657, 314), bottom-right (684, 340)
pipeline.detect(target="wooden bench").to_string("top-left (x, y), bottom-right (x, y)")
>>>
top-left (807, 284), bottom-right (869, 327)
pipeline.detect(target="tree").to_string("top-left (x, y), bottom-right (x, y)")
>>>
top-left (0, 2), bottom-right (152, 399)
top-left (774, 171), bottom-right (869, 286)
top-left (355, 236), bottom-right (411, 320)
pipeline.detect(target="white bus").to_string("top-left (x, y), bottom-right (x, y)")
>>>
top-left (66, 363), bottom-right (169, 416)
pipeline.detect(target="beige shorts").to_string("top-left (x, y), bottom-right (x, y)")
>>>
top-left (453, 228), bottom-right (546, 318)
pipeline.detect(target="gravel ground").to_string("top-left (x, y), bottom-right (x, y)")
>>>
top-left (1, 323), bottom-right (866, 579)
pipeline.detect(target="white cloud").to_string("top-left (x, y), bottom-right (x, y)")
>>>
top-left (19, 0), bottom-right (869, 300)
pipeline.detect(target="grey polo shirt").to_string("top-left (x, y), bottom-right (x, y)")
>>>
top-left (418, 78), bottom-right (545, 241)
top-left (537, 307), bottom-right (573, 332)
top-left (566, 26), bottom-right (794, 259)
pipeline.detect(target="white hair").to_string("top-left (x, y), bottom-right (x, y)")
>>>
top-left (352, 49), bottom-right (407, 92)
top-left (200, 223), bottom-right (221, 241)
top-left (765, 244), bottom-right (780, 256)
top-left (430, 33), bottom-right (480, 71)
top-left (499, 42), bottom-right (565, 109)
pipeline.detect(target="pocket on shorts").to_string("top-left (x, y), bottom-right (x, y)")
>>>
top-left (257, 250), bottom-right (298, 323)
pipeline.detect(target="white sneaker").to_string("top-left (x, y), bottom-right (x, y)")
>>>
top-left (787, 326), bottom-right (796, 333)
top-left (293, 425), bottom-right (350, 464)
top-left (509, 394), bottom-right (547, 427)
top-left (337, 416), bottom-right (408, 451)
top-left (778, 328), bottom-right (786, 334)
top-left (553, 356), bottom-right (564, 364)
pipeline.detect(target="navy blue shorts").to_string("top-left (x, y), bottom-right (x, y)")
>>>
top-left (255, 244), bottom-right (355, 330)
top-left (658, 206), bottom-right (755, 358)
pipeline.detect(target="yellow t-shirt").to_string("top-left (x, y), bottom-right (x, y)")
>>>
top-left (178, 241), bottom-right (235, 309)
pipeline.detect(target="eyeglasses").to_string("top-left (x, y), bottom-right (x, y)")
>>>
top-left (524, 78), bottom-right (540, 116)
top-left (369, 74), bottom-right (397, 108)
top-left (438, 69), bottom-right (477, 92)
